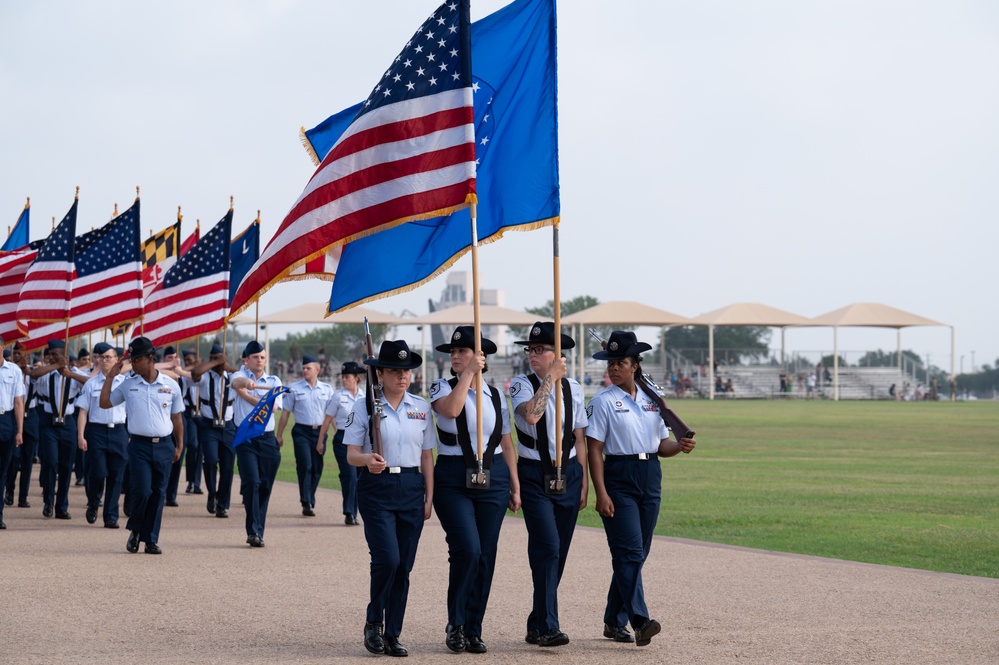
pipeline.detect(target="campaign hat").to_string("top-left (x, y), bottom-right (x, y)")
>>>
top-left (592, 330), bottom-right (652, 360)
top-left (514, 321), bottom-right (575, 350)
top-left (435, 325), bottom-right (497, 355)
top-left (124, 336), bottom-right (157, 359)
top-left (340, 361), bottom-right (366, 375)
top-left (363, 340), bottom-right (422, 370)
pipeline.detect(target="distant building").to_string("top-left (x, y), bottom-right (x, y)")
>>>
top-left (432, 271), bottom-right (507, 353)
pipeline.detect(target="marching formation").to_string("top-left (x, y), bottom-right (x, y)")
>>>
top-left (0, 324), bottom-right (697, 656)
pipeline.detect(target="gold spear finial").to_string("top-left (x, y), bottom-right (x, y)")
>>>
top-left (75, 186), bottom-right (80, 200)
top-left (135, 185), bottom-right (140, 200)
top-left (24, 197), bottom-right (30, 209)
top-left (177, 205), bottom-right (183, 223)
top-left (229, 195), bottom-right (234, 211)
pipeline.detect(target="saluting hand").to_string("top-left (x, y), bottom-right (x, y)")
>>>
top-left (107, 359), bottom-right (124, 379)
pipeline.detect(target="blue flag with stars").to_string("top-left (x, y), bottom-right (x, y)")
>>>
top-left (232, 386), bottom-right (289, 449)
top-left (303, 0), bottom-right (560, 312)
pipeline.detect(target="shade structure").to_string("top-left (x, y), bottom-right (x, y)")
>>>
top-left (561, 301), bottom-right (692, 326)
top-left (689, 303), bottom-right (812, 400)
top-left (803, 303), bottom-right (951, 401)
top-left (231, 303), bottom-right (405, 325)
top-left (410, 304), bottom-right (544, 326)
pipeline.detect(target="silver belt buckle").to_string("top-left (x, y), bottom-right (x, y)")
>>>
top-left (388, 466), bottom-right (402, 474)
top-left (151, 437), bottom-right (161, 443)
top-left (108, 423), bottom-right (115, 429)
top-left (638, 452), bottom-right (649, 460)
top-left (312, 425), bottom-right (320, 430)
top-left (0, 409), bottom-right (6, 415)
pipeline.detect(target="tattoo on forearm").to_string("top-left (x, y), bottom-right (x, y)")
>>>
top-left (516, 375), bottom-right (554, 419)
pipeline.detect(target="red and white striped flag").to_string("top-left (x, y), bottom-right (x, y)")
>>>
top-left (228, 0), bottom-right (476, 318)
top-left (17, 198), bottom-right (77, 328)
top-left (141, 210), bottom-right (231, 347)
top-left (0, 247), bottom-right (38, 342)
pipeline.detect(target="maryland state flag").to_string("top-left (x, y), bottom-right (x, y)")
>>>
top-left (142, 218), bottom-right (182, 298)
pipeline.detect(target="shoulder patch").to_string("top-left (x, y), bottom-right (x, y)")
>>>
top-left (510, 382), bottom-right (521, 397)
top-left (586, 404), bottom-right (593, 418)
top-left (429, 381), bottom-right (442, 397)
top-left (345, 412), bottom-right (355, 428)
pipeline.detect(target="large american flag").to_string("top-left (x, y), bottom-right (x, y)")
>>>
top-left (228, 0), bottom-right (476, 317)
top-left (16, 199), bottom-right (77, 326)
top-left (0, 247), bottom-right (38, 342)
top-left (141, 210), bottom-right (231, 347)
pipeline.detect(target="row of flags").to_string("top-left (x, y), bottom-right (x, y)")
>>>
top-left (2, 0), bottom-right (560, 349)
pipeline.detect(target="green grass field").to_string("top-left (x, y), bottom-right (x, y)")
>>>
top-left (271, 400), bottom-right (999, 578)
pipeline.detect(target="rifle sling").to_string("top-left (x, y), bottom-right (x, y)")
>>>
top-left (436, 377), bottom-right (503, 470)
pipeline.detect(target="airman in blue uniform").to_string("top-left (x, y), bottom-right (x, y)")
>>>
top-left (431, 326), bottom-right (520, 654)
top-left (0, 336), bottom-right (25, 530)
top-left (345, 340), bottom-right (435, 658)
top-left (76, 342), bottom-right (128, 528)
top-left (179, 349), bottom-right (203, 497)
top-left (101, 336), bottom-right (184, 554)
top-left (31, 339), bottom-right (89, 519)
top-left (232, 340), bottom-right (283, 547)
top-left (277, 354), bottom-right (334, 517)
top-left (510, 322), bottom-right (588, 648)
top-left (318, 361), bottom-right (366, 525)
top-left (586, 331), bottom-right (696, 647)
top-left (191, 343), bottom-right (240, 518)
top-left (4, 342), bottom-right (36, 510)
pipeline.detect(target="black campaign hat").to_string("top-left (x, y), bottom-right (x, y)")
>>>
top-left (340, 361), bottom-right (366, 375)
top-left (125, 336), bottom-right (157, 359)
top-left (593, 330), bottom-right (652, 360)
top-left (435, 325), bottom-right (497, 355)
top-left (363, 340), bottom-right (422, 370)
top-left (514, 321), bottom-right (575, 350)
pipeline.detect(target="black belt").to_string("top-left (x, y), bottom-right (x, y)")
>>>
top-left (0, 409), bottom-right (12, 416)
top-left (387, 466), bottom-right (419, 474)
top-left (293, 423), bottom-right (322, 431)
top-left (131, 434), bottom-right (169, 443)
top-left (88, 422), bottom-right (125, 429)
top-left (605, 453), bottom-right (658, 461)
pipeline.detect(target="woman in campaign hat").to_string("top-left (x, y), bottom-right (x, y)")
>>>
top-left (344, 340), bottom-right (435, 658)
top-left (430, 326), bottom-right (521, 654)
top-left (585, 331), bottom-right (696, 648)
top-left (509, 321), bottom-right (589, 647)
top-left (318, 360), bottom-right (368, 525)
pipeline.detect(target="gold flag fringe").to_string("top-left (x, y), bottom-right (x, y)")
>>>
top-left (300, 127), bottom-right (321, 167)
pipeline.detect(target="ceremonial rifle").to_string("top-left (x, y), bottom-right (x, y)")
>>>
top-left (588, 329), bottom-right (694, 454)
top-left (363, 317), bottom-right (384, 458)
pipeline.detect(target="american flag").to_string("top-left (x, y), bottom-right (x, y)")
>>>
top-left (0, 247), bottom-right (38, 342)
top-left (17, 198), bottom-right (77, 326)
top-left (228, 0), bottom-right (476, 317)
top-left (141, 209), bottom-right (231, 347)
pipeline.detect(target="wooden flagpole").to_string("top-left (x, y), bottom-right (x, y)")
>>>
top-left (552, 220), bottom-right (564, 488)
top-left (469, 203), bottom-right (486, 486)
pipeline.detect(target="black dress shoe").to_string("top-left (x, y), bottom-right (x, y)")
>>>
top-left (144, 542), bottom-right (162, 554)
top-left (4, 491), bottom-right (12, 506)
top-left (104, 520), bottom-right (120, 529)
top-left (0, 519), bottom-right (6, 529)
top-left (383, 636), bottom-right (408, 657)
top-left (185, 482), bottom-right (194, 494)
top-left (345, 514), bottom-right (358, 525)
top-left (302, 504), bottom-right (315, 517)
top-left (75, 478), bottom-right (85, 486)
top-left (55, 510), bottom-right (71, 520)
top-left (43, 503), bottom-right (53, 518)
top-left (207, 495), bottom-right (216, 514)
top-left (246, 535), bottom-right (265, 547)
top-left (364, 621), bottom-right (385, 654)
top-left (215, 506), bottom-right (228, 518)
top-left (192, 486), bottom-right (204, 495)
top-left (86, 507), bottom-right (98, 524)
top-left (165, 498), bottom-right (179, 507)
top-left (18, 500), bottom-right (30, 508)
top-left (465, 635), bottom-right (487, 654)
top-left (126, 530), bottom-right (141, 553)
top-left (524, 630), bottom-right (539, 645)
top-left (537, 629), bottom-right (570, 647)
top-left (445, 624), bottom-right (466, 653)
top-left (603, 623), bottom-right (635, 643)
top-left (633, 618), bottom-right (661, 647)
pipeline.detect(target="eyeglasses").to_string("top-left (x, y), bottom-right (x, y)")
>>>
top-left (524, 345), bottom-right (555, 355)
top-left (96, 354), bottom-right (118, 361)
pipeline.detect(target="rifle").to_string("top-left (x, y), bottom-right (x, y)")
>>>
top-left (363, 317), bottom-right (384, 458)
top-left (588, 329), bottom-right (694, 453)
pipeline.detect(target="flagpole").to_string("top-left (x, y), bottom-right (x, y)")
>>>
top-left (219, 326), bottom-right (228, 424)
top-left (470, 203), bottom-right (486, 487)
top-left (552, 220), bottom-right (564, 490)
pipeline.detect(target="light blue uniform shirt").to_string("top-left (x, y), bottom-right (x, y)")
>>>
top-left (37, 367), bottom-right (88, 416)
top-left (232, 367), bottom-right (282, 432)
top-left (198, 369), bottom-right (234, 422)
top-left (344, 391), bottom-right (435, 468)
top-left (430, 378), bottom-right (509, 457)
top-left (284, 379), bottom-right (334, 427)
top-left (325, 387), bottom-right (362, 430)
top-left (109, 370), bottom-right (184, 438)
top-left (585, 385), bottom-right (669, 455)
top-left (77, 373), bottom-right (127, 424)
top-left (0, 360), bottom-right (25, 412)
top-left (509, 373), bottom-right (587, 462)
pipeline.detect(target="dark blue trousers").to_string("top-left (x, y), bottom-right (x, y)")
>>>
top-left (126, 436), bottom-right (174, 544)
top-left (0, 412), bottom-right (16, 521)
top-left (332, 430), bottom-right (357, 517)
top-left (600, 457), bottom-right (662, 628)
top-left (519, 457), bottom-right (583, 635)
top-left (166, 413), bottom-right (198, 501)
top-left (183, 412), bottom-right (202, 487)
top-left (433, 455), bottom-right (510, 636)
top-left (235, 432), bottom-right (281, 539)
top-left (292, 424), bottom-right (325, 507)
top-left (5, 409), bottom-right (37, 504)
top-left (199, 419), bottom-right (235, 510)
top-left (84, 424), bottom-right (128, 523)
top-left (358, 469), bottom-right (426, 638)
top-left (39, 413), bottom-right (78, 513)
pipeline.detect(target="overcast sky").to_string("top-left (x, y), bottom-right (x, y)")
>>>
top-left (2, 1), bottom-right (996, 372)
